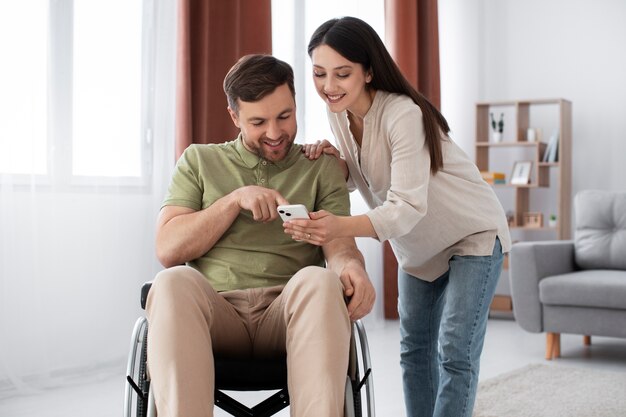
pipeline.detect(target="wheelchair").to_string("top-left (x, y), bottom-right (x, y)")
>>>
top-left (124, 281), bottom-right (376, 417)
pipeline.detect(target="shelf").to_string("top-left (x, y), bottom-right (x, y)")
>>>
top-left (493, 183), bottom-right (549, 189)
top-left (476, 141), bottom-right (542, 147)
top-left (509, 226), bottom-right (557, 231)
top-left (476, 98), bottom-right (568, 106)
top-left (476, 98), bottom-right (572, 312)
top-left (475, 99), bottom-right (572, 239)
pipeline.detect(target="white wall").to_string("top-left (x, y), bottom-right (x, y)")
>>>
top-left (439, 0), bottom-right (483, 154)
top-left (440, 0), bottom-right (626, 193)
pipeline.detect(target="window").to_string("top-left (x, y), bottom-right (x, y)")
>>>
top-left (0, 0), bottom-right (153, 183)
top-left (271, 0), bottom-right (385, 144)
top-left (0, 1), bottom-right (48, 175)
top-left (72, 0), bottom-right (144, 177)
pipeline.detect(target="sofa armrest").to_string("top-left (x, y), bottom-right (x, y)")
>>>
top-left (509, 240), bottom-right (576, 333)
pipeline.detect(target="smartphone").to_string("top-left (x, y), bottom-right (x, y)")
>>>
top-left (277, 204), bottom-right (310, 222)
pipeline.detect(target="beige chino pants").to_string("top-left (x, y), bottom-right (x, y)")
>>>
top-left (146, 265), bottom-right (351, 417)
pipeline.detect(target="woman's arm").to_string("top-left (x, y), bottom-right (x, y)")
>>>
top-left (283, 211), bottom-right (377, 246)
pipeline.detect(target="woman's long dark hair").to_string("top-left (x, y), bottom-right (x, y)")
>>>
top-left (308, 16), bottom-right (449, 174)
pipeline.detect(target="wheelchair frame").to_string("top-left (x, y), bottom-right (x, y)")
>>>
top-left (125, 284), bottom-right (375, 417)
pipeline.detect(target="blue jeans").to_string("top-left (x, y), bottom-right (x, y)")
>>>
top-left (398, 238), bottom-right (503, 417)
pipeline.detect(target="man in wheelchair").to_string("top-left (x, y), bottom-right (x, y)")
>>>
top-left (147, 54), bottom-right (375, 417)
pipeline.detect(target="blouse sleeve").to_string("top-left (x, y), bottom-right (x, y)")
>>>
top-left (326, 107), bottom-right (358, 193)
top-left (366, 103), bottom-right (431, 241)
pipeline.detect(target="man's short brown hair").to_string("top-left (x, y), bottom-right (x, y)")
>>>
top-left (223, 54), bottom-right (296, 114)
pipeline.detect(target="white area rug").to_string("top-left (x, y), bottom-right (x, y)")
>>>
top-left (474, 363), bottom-right (626, 417)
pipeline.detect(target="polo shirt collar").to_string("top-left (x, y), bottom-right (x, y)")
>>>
top-left (234, 133), bottom-right (301, 170)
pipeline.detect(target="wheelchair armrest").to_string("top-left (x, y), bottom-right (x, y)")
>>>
top-left (141, 281), bottom-right (154, 310)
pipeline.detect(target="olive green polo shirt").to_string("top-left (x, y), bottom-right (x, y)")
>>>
top-left (162, 135), bottom-right (350, 291)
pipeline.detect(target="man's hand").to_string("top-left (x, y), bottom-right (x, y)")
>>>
top-left (339, 260), bottom-right (376, 321)
top-left (323, 236), bottom-right (375, 321)
top-left (156, 186), bottom-right (289, 267)
top-left (232, 186), bottom-right (289, 222)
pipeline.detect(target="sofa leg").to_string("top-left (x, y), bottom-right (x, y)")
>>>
top-left (583, 335), bottom-right (591, 346)
top-left (545, 332), bottom-right (561, 360)
top-left (546, 333), bottom-right (554, 360)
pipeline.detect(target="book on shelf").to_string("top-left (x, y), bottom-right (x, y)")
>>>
top-left (481, 171), bottom-right (506, 184)
top-left (542, 128), bottom-right (560, 162)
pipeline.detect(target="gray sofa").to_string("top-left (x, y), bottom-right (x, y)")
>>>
top-left (510, 190), bottom-right (626, 359)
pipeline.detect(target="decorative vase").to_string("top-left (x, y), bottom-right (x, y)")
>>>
top-left (492, 131), bottom-right (503, 143)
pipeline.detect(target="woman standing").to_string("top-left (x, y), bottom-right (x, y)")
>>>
top-left (284, 16), bottom-right (512, 417)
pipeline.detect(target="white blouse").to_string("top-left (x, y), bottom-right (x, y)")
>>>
top-left (327, 90), bottom-right (512, 281)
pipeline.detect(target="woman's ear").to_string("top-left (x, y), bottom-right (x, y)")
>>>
top-left (366, 71), bottom-right (373, 84)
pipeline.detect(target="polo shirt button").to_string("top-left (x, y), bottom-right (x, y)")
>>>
top-left (260, 178), bottom-right (265, 183)
top-left (262, 161), bottom-right (267, 165)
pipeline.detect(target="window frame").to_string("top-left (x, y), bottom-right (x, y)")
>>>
top-left (0, 0), bottom-right (155, 191)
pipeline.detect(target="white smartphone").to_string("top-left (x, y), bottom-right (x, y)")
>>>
top-left (277, 204), bottom-right (310, 222)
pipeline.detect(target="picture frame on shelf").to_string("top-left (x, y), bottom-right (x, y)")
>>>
top-left (522, 212), bottom-right (544, 228)
top-left (510, 161), bottom-right (533, 185)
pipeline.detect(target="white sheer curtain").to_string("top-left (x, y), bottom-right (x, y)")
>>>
top-left (0, 0), bottom-right (176, 395)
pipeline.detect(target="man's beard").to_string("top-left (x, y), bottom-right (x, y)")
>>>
top-left (245, 133), bottom-right (295, 161)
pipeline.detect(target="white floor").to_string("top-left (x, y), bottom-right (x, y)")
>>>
top-left (1, 317), bottom-right (626, 417)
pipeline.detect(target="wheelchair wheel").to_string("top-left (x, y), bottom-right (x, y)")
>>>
top-left (125, 317), bottom-right (150, 417)
top-left (136, 322), bottom-right (150, 417)
top-left (346, 323), bottom-right (363, 417)
top-left (352, 320), bottom-right (375, 417)
top-left (344, 375), bottom-right (355, 417)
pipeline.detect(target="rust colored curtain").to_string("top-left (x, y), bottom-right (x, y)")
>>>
top-left (175, 0), bottom-right (272, 160)
top-left (383, 0), bottom-right (442, 319)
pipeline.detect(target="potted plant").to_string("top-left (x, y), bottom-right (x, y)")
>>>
top-left (490, 112), bottom-right (504, 142)
top-left (549, 214), bottom-right (557, 228)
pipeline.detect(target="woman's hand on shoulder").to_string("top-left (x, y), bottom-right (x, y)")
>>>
top-left (302, 139), bottom-right (340, 160)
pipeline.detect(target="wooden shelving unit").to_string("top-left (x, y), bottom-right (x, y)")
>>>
top-left (476, 99), bottom-right (572, 313)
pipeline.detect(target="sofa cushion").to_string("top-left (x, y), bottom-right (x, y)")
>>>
top-left (574, 190), bottom-right (626, 270)
top-left (539, 270), bottom-right (626, 310)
